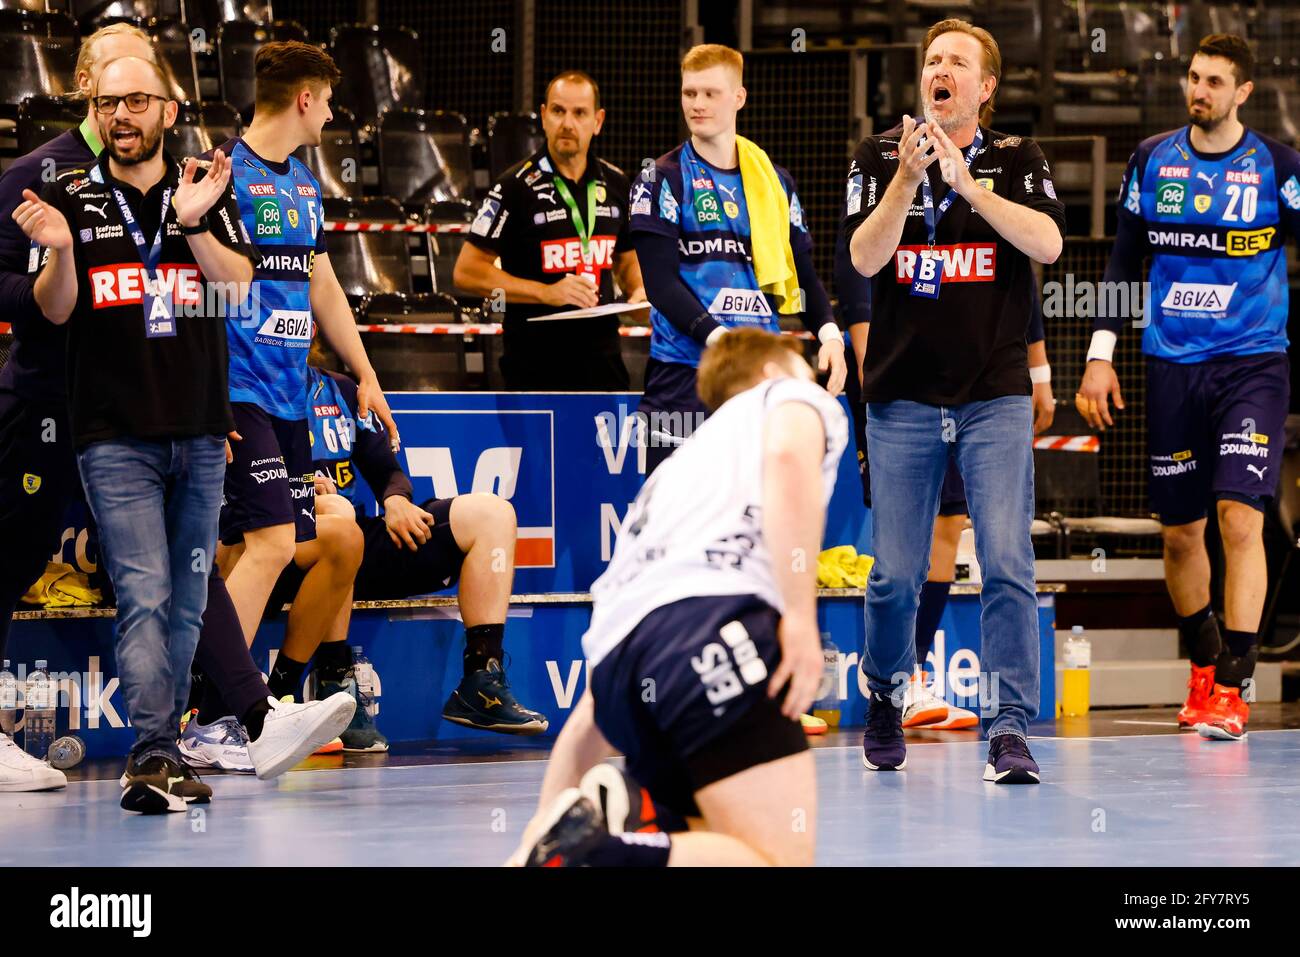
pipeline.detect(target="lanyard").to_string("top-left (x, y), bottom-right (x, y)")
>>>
top-left (920, 128), bottom-right (983, 247)
top-left (78, 117), bottom-right (104, 156)
top-left (551, 176), bottom-right (598, 263)
top-left (110, 181), bottom-right (172, 275)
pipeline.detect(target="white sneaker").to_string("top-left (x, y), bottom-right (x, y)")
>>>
top-left (0, 732), bottom-right (67, 792)
top-left (179, 715), bottom-right (255, 772)
top-left (248, 694), bottom-right (356, 781)
top-left (901, 675), bottom-right (949, 728)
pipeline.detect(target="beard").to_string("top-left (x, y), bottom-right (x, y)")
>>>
top-left (922, 96), bottom-right (980, 136)
top-left (105, 121), bottom-right (164, 166)
top-left (1188, 102), bottom-right (1228, 131)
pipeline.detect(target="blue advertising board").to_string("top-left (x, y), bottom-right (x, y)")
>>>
top-left (6, 392), bottom-right (1056, 759)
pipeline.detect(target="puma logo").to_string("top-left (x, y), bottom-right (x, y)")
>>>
top-left (717, 183), bottom-right (739, 202)
top-left (1246, 464), bottom-right (1268, 481)
top-left (84, 202), bottom-right (108, 219)
top-left (1196, 171), bottom-right (1218, 188)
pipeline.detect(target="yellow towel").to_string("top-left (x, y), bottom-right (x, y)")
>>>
top-left (817, 546), bottom-right (875, 589)
top-left (736, 135), bottom-right (801, 315)
top-left (22, 562), bottom-right (102, 608)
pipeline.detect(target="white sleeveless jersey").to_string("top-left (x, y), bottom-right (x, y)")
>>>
top-left (583, 376), bottom-right (848, 668)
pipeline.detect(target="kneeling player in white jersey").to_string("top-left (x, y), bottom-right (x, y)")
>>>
top-left (513, 329), bottom-right (847, 867)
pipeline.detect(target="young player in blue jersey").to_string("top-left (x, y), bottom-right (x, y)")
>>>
top-left (630, 44), bottom-right (847, 474)
top-left (1077, 34), bottom-right (1300, 742)
top-left (209, 43), bottom-right (398, 711)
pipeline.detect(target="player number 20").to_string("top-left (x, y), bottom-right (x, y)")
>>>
top-left (1223, 184), bottom-right (1257, 223)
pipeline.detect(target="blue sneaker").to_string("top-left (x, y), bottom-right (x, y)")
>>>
top-left (178, 713), bottom-right (255, 772)
top-left (862, 689), bottom-right (907, 771)
top-left (317, 676), bottom-right (389, 753)
top-left (982, 733), bottom-right (1040, 784)
top-left (443, 658), bottom-right (549, 735)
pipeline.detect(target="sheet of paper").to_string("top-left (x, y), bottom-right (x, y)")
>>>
top-left (527, 301), bottom-right (651, 322)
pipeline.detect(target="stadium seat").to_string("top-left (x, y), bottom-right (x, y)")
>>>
top-left (16, 92), bottom-right (84, 153)
top-left (486, 110), bottom-right (544, 180)
top-left (0, 10), bottom-right (79, 119)
top-left (377, 107), bottom-right (472, 210)
top-left (68, 1), bottom-right (180, 32)
top-left (217, 18), bottom-right (308, 121)
top-left (164, 99), bottom-right (241, 158)
top-left (321, 195), bottom-right (414, 304)
top-left (184, 0), bottom-right (275, 47)
top-left (422, 198), bottom-right (473, 299)
top-left (328, 23), bottom-right (423, 134)
top-left (292, 104), bottom-right (361, 198)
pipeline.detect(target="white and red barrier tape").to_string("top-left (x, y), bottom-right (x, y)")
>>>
top-left (355, 323), bottom-right (815, 339)
top-left (323, 221), bottom-right (469, 233)
top-left (1032, 435), bottom-right (1100, 452)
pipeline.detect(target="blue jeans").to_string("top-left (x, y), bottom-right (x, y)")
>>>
top-left (861, 396), bottom-right (1039, 739)
top-left (77, 435), bottom-right (227, 763)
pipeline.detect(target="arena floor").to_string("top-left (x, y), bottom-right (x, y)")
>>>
top-left (4, 705), bottom-right (1299, 867)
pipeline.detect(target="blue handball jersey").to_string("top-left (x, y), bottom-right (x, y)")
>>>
top-left (1104, 126), bottom-right (1300, 362)
top-left (629, 141), bottom-right (812, 367)
top-left (218, 137), bottom-right (328, 419)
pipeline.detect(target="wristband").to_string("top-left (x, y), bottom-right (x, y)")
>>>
top-left (1086, 329), bottom-right (1118, 364)
top-left (1029, 364), bottom-right (1051, 385)
top-left (817, 322), bottom-right (843, 347)
top-left (178, 218), bottom-right (210, 236)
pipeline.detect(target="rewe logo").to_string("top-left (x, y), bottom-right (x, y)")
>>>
top-left (50, 887), bottom-right (151, 937)
top-left (540, 236), bottom-right (617, 272)
top-left (894, 244), bottom-right (997, 283)
top-left (88, 264), bottom-right (202, 308)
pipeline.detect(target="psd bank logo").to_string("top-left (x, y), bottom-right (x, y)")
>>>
top-left (399, 410), bottom-right (555, 567)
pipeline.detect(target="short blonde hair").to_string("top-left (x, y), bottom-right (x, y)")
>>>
top-left (697, 329), bottom-right (803, 411)
top-left (74, 23), bottom-right (155, 95)
top-left (681, 44), bottom-right (743, 83)
top-left (924, 18), bottom-right (1001, 125)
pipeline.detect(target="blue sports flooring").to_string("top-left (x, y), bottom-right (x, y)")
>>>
top-left (4, 717), bottom-right (1300, 866)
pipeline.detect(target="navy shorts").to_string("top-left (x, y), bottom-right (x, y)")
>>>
top-left (220, 403), bottom-right (316, 546)
top-left (265, 497), bottom-right (463, 613)
top-left (353, 497), bottom-right (463, 600)
top-left (0, 392), bottom-right (81, 593)
top-left (590, 593), bottom-right (808, 820)
top-left (1146, 353), bottom-right (1290, 526)
top-left (855, 407), bottom-right (967, 514)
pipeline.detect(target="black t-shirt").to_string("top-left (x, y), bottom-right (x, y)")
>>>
top-left (38, 150), bottom-right (255, 448)
top-left (842, 126), bottom-right (1066, 405)
top-left (466, 147), bottom-right (632, 358)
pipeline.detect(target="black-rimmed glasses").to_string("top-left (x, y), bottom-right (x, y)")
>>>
top-left (92, 93), bottom-right (169, 114)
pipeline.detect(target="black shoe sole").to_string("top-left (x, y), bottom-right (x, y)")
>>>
top-left (983, 764), bottom-right (1041, 784)
top-left (120, 781), bottom-right (188, 814)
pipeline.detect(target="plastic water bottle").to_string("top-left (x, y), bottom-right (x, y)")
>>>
top-left (352, 646), bottom-right (379, 717)
top-left (48, 735), bottom-right (85, 770)
top-left (0, 660), bottom-right (19, 737)
top-left (1062, 626), bottom-right (1091, 717)
top-left (812, 635), bottom-right (841, 727)
top-left (22, 660), bottom-right (56, 760)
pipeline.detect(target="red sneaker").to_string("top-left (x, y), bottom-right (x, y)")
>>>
top-left (1177, 663), bottom-right (1216, 728)
top-left (1195, 684), bottom-right (1249, 741)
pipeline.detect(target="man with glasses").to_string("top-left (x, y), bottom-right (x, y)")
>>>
top-left (14, 55), bottom-right (258, 812)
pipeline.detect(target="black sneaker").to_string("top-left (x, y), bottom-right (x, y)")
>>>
top-left (119, 755), bottom-right (212, 813)
top-left (982, 733), bottom-right (1041, 784)
top-left (443, 658), bottom-right (549, 735)
top-left (862, 689), bottom-right (907, 771)
top-left (524, 789), bottom-right (608, 867)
